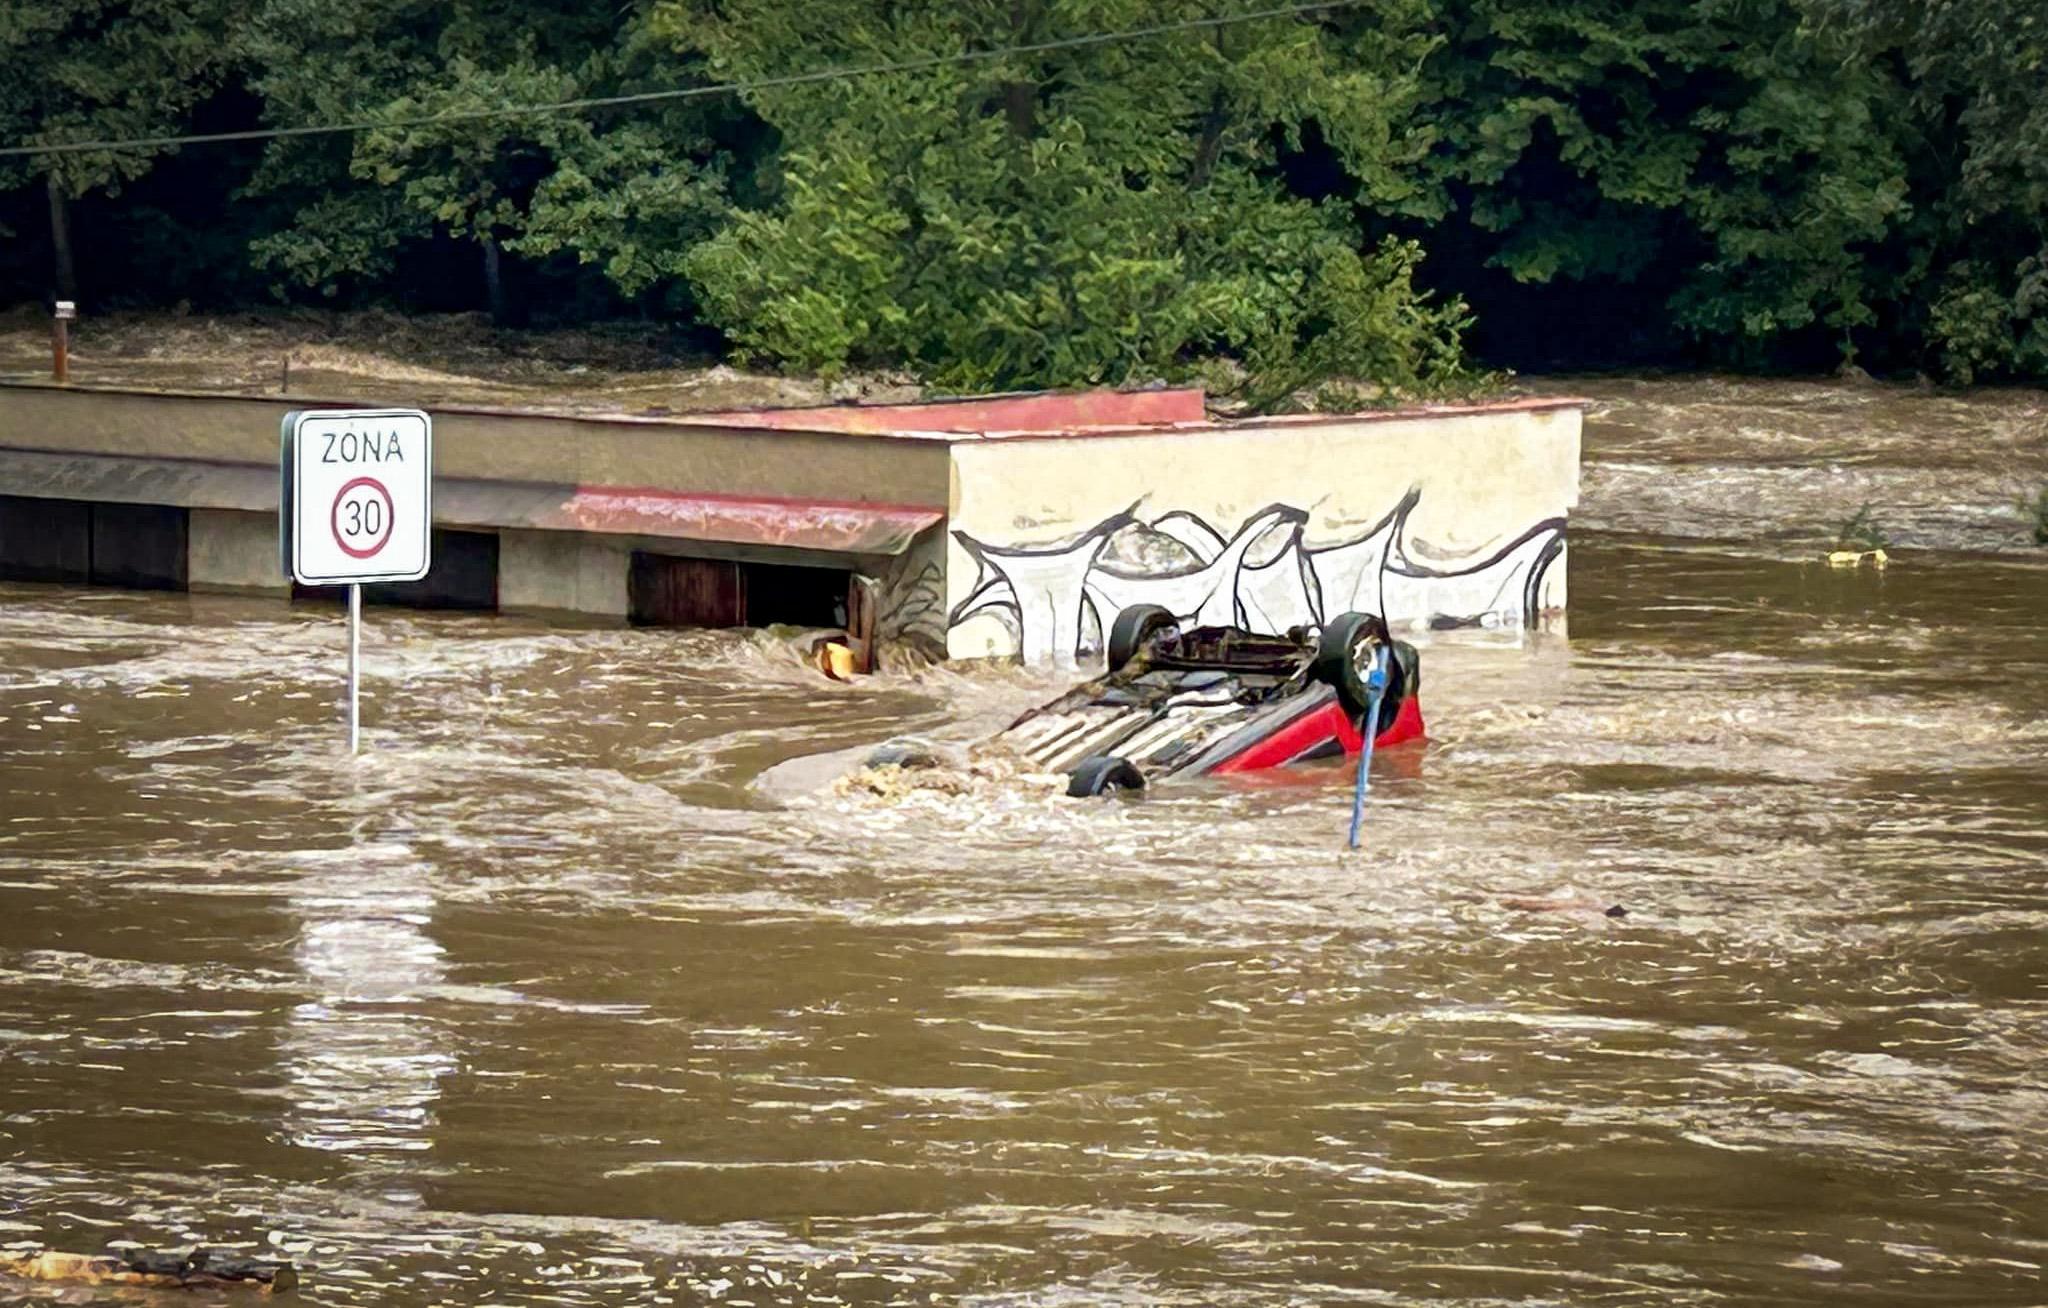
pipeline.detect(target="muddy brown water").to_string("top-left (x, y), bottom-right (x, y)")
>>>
top-left (2, 378), bottom-right (2046, 1305)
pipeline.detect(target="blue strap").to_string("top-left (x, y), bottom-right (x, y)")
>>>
top-left (1347, 646), bottom-right (1390, 850)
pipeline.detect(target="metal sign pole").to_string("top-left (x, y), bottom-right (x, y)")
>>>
top-left (347, 583), bottom-right (361, 754)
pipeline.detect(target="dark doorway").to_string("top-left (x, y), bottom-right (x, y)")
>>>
top-left (293, 528), bottom-right (499, 610)
top-left (0, 495), bottom-right (91, 584)
top-left (90, 502), bottom-right (188, 590)
top-left (742, 561), bottom-right (851, 628)
top-left (367, 529), bottom-right (498, 609)
top-left (0, 495), bottom-right (187, 590)
top-left (628, 552), bottom-right (850, 629)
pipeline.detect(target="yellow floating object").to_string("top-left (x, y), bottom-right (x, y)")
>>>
top-left (1826, 548), bottom-right (1888, 569)
top-left (817, 639), bottom-right (859, 682)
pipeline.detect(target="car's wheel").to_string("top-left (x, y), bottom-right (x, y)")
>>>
top-left (1105, 603), bottom-right (1177, 672)
top-left (1314, 611), bottom-right (1406, 724)
top-left (1067, 754), bottom-right (1146, 797)
top-left (865, 740), bottom-right (942, 770)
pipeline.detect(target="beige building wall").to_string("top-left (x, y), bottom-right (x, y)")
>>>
top-left (943, 405), bottom-right (1582, 663)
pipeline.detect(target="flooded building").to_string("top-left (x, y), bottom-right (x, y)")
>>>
top-left (0, 381), bottom-right (1582, 664)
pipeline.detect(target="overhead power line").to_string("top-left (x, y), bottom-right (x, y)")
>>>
top-left (0, 0), bottom-right (1362, 159)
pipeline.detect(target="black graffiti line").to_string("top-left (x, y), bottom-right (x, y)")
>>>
top-left (1148, 509), bottom-right (1228, 559)
top-left (945, 504), bottom-right (1139, 629)
top-left (947, 491), bottom-right (1567, 648)
top-left (1382, 514), bottom-right (1566, 581)
top-left (1080, 504), bottom-right (1304, 632)
top-left (1522, 527), bottom-right (1568, 621)
top-left (1381, 514), bottom-right (1568, 632)
top-left (1090, 502), bottom-right (1310, 582)
top-left (1246, 487), bottom-right (1423, 625)
top-left (1299, 488), bottom-right (1420, 567)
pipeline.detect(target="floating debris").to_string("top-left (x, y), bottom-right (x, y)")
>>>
top-left (0, 1247), bottom-right (298, 1294)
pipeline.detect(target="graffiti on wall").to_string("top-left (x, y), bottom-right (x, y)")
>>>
top-left (874, 546), bottom-right (948, 663)
top-left (948, 489), bottom-right (1565, 664)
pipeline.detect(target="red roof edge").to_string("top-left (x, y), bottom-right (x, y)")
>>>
top-left (558, 485), bottom-right (944, 556)
top-left (691, 386), bottom-right (1207, 434)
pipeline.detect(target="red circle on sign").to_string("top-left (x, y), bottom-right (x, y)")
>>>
top-left (331, 476), bottom-right (396, 559)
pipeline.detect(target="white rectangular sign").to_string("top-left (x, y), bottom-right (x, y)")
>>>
top-left (281, 409), bottom-right (433, 585)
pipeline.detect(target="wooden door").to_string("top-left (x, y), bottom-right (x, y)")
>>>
top-left (629, 553), bottom-right (746, 627)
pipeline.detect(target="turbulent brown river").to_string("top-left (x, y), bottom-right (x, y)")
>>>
top-left (3, 377), bottom-right (2046, 1305)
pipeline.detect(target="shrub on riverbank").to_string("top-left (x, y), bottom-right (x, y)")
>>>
top-left (2022, 487), bottom-right (2048, 546)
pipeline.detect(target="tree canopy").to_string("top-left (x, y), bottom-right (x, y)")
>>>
top-left (666, 0), bottom-right (1465, 394)
top-left (0, 0), bottom-right (2042, 388)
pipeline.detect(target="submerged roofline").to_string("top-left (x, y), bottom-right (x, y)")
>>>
top-left (0, 377), bottom-right (1586, 443)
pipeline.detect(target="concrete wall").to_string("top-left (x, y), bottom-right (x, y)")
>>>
top-left (190, 509), bottom-right (288, 592)
top-left (0, 383), bottom-right (953, 507)
top-left (498, 529), bottom-right (630, 618)
top-left (943, 402), bottom-right (1583, 663)
top-left (872, 526), bottom-right (949, 663)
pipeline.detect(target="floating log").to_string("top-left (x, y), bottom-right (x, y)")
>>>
top-left (0, 1248), bottom-right (298, 1294)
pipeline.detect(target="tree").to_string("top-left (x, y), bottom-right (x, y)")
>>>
top-left (349, 58), bottom-right (625, 325)
top-left (659, 0), bottom-right (1469, 400)
top-left (2, 0), bottom-right (2040, 386)
top-left (0, 0), bottom-right (233, 300)
top-left (235, 0), bottom-right (466, 302)
top-left (237, 0), bottom-right (725, 320)
top-left (1802, 0), bottom-right (2048, 380)
top-left (1412, 0), bottom-right (1913, 368)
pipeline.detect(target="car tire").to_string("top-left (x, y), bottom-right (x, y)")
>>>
top-left (1106, 604), bottom-right (1176, 672)
top-left (1067, 754), bottom-right (1146, 797)
top-left (865, 740), bottom-right (942, 770)
top-left (1314, 611), bottom-right (1405, 724)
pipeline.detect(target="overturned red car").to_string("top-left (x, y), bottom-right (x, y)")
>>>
top-left (993, 605), bottom-right (1424, 796)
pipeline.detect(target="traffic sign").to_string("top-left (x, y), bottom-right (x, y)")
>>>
top-left (279, 408), bottom-right (433, 755)
top-left (280, 409), bottom-right (432, 585)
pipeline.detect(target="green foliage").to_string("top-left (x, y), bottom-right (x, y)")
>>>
top-left (242, 186), bottom-right (429, 299)
top-left (236, 0), bottom-right (726, 308)
top-left (235, 0), bottom-right (499, 297)
top-left (1800, 0), bottom-right (2048, 380)
top-left (1927, 262), bottom-right (2048, 385)
top-left (1415, 0), bottom-right (1914, 364)
top-left (511, 120), bottom-right (728, 301)
top-left (0, 0), bottom-right (234, 198)
top-left (2020, 486), bottom-right (2048, 546)
top-left (668, 0), bottom-right (1467, 398)
top-left (0, 0), bottom-right (2046, 387)
top-left (1833, 503), bottom-right (1891, 552)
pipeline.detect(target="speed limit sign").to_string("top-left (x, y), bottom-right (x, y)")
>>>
top-left (281, 409), bottom-right (432, 585)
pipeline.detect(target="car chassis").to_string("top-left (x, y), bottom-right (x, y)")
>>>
top-left (990, 606), bottom-right (1424, 796)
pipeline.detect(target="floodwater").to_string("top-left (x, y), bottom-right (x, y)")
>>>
top-left (2, 377), bottom-right (2046, 1306)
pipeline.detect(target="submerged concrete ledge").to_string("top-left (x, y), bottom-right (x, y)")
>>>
top-left (0, 380), bottom-right (1585, 664)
